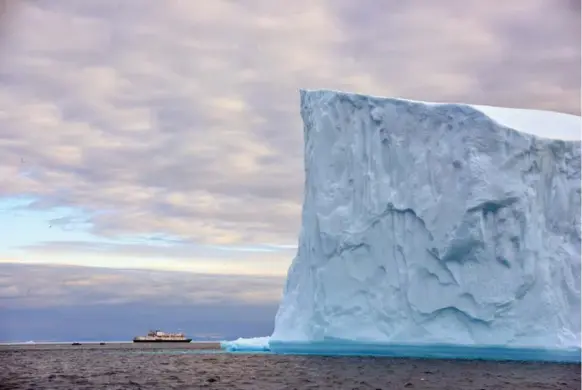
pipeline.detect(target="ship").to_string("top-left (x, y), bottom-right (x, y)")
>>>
top-left (133, 330), bottom-right (192, 343)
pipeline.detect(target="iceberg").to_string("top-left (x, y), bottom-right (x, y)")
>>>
top-left (220, 336), bottom-right (271, 352)
top-left (225, 89), bottom-right (582, 362)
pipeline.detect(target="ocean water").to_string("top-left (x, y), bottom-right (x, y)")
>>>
top-left (1, 343), bottom-right (580, 389)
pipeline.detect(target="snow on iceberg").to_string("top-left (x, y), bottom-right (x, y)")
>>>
top-left (220, 336), bottom-right (271, 352)
top-left (223, 89), bottom-right (581, 362)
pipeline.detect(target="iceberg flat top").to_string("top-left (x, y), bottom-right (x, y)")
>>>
top-left (299, 89), bottom-right (581, 141)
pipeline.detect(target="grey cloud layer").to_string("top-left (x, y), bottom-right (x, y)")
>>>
top-left (0, 263), bottom-right (285, 309)
top-left (0, 0), bottom-right (579, 246)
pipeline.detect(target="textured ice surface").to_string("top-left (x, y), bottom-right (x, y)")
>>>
top-left (221, 90), bottom-right (581, 362)
top-left (271, 89), bottom-right (581, 355)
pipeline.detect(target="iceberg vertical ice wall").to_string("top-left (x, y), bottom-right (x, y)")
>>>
top-left (270, 89), bottom-right (581, 356)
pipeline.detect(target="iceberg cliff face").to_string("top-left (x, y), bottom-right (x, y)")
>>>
top-left (271, 89), bottom-right (581, 350)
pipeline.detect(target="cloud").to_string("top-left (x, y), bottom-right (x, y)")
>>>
top-left (0, 262), bottom-right (286, 309)
top-left (0, 0), bottom-right (579, 250)
top-left (7, 238), bottom-right (295, 276)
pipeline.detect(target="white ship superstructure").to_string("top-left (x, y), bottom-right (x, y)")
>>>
top-left (133, 330), bottom-right (192, 343)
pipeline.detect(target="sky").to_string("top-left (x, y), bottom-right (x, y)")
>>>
top-left (0, 0), bottom-right (580, 342)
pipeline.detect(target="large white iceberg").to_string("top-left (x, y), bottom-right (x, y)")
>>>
top-left (222, 89), bottom-right (581, 362)
top-left (271, 89), bottom-right (581, 358)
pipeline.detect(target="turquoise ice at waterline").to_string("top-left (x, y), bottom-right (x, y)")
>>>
top-left (221, 337), bottom-right (581, 363)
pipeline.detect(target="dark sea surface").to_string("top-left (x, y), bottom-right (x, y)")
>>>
top-left (1, 342), bottom-right (580, 390)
